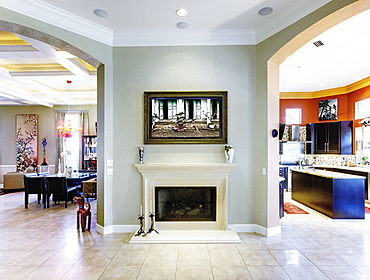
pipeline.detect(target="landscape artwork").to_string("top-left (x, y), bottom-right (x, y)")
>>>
top-left (16, 114), bottom-right (38, 172)
top-left (318, 99), bottom-right (338, 121)
top-left (144, 92), bottom-right (228, 144)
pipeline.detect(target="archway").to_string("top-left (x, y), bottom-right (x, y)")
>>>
top-left (267, 0), bottom-right (370, 228)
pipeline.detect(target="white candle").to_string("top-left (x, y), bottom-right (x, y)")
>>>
top-left (150, 200), bottom-right (152, 213)
top-left (140, 205), bottom-right (142, 216)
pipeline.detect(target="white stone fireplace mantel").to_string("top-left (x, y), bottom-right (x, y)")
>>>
top-left (134, 163), bottom-right (236, 231)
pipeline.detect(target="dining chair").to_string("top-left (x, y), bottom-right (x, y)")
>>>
top-left (45, 177), bottom-right (77, 208)
top-left (24, 176), bottom-right (47, 209)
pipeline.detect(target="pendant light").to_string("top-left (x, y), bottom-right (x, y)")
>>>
top-left (57, 80), bottom-right (82, 137)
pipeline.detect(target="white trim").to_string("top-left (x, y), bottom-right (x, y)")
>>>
top-left (228, 224), bottom-right (281, 237)
top-left (96, 223), bottom-right (281, 237)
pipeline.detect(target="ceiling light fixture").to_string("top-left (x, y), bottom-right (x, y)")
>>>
top-left (57, 80), bottom-right (82, 138)
top-left (94, 9), bottom-right (109, 18)
top-left (176, 8), bottom-right (187, 17)
top-left (258, 7), bottom-right (273, 16)
top-left (177, 22), bottom-right (189, 29)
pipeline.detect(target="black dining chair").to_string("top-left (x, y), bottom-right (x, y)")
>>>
top-left (24, 176), bottom-right (47, 209)
top-left (45, 177), bottom-right (77, 208)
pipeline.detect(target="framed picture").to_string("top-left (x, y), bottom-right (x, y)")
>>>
top-left (16, 114), bottom-right (38, 172)
top-left (318, 99), bottom-right (338, 121)
top-left (144, 91), bottom-right (228, 144)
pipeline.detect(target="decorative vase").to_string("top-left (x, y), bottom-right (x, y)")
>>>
top-left (225, 145), bottom-right (234, 164)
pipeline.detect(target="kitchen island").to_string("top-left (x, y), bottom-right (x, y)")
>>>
top-left (292, 169), bottom-right (365, 219)
top-left (314, 165), bottom-right (370, 200)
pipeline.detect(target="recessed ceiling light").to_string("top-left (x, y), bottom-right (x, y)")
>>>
top-left (177, 22), bottom-right (189, 29)
top-left (258, 7), bottom-right (273, 16)
top-left (176, 8), bottom-right (187, 17)
top-left (94, 9), bottom-right (109, 18)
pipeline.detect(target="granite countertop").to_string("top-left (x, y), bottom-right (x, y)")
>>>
top-left (314, 165), bottom-right (370, 173)
top-left (292, 169), bottom-right (366, 179)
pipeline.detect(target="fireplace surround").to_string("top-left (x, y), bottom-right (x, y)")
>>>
top-left (134, 163), bottom-right (236, 231)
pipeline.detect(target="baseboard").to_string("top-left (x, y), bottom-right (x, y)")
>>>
top-left (96, 223), bottom-right (281, 237)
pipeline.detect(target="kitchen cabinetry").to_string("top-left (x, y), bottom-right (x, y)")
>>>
top-left (309, 121), bottom-right (352, 154)
top-left (81, 135), bottom-right (97, 171)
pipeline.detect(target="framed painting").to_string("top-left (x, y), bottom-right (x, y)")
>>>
top-left (318, 99), bottom-right (338, 121)
top-left (16, 114), bottom-right (38, 172)
top-left (144, 91), bottom-right (228, 144)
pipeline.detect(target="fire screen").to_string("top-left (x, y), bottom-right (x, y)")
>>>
top-left (155, 187), bottom-right (216, 221)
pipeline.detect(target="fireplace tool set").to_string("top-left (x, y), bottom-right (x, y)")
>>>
top-left (135, 211), bottom-right (159, 237)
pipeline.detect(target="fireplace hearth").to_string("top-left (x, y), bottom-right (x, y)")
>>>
top-left (155, 187), bottom-right (216, 221)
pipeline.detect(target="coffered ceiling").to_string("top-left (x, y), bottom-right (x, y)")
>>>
top-left (0, 31), bottom-right (96, 107)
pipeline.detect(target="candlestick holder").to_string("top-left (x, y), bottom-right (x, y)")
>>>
top-left (145, 212), bottom-right (159, 236)
top-left (135, 215), bottom-right (145, 236)
top-left (138, 146), bottom-right (144, 164)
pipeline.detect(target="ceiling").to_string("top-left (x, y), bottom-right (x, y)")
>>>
top-left (0, 0), bottom-right (368, 106)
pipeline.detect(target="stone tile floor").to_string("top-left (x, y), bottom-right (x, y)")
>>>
top-left (1, 190), bottom-right (370, 279)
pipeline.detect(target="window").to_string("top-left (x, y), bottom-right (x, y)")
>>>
top-left (355, 98), bottom-right (370, 119)
top-left (285, 108), bottom-right (301, 124)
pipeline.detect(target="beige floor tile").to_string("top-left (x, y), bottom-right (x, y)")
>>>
top-left (143, 247), bottom-right (178, 266)
top-left (317, 265), bottom-right (365, 280)
top-left (99, 265), bottom-right (141, 280)
top-left (286, 237), bottom-right (326, 250)
top-left (137, 265), bottom-right (176, 279)
top-left (247, 265), bottom-right (290, 280)
top-left (330, 249), bottom-right (370, 265)
top-left (0, 265), bottom-right (37, 280)
top-left (209, 248), bottom-right (244, 266)
top-left (41, 249), bottom-right (86, 265)
top-left (282, 266), bottom-right (330, 280)
top-left (177, 248), bottom-right (210, 265)
top-left (22, 265), bottom-right (73, 280)
top-left (238, 249), bottom-right (279, 265)
top-left (109, 250), bottom-right (146, 266)
top-left (212, 265), bottom-right (252, 280)
top-left (176, 265), bottom-right (213, 280)
top-left (352, 265), bottom-right (370, 279)
top-left (62, 265), bottom-right (118, 280)
top-left (299, 249), bottom-right (348, 266)
top-left (7, 249), bottom-right (59, 266)
top-left (270, 249), bottom-right (314, 266)
top-left (75, 249), bottom-right (118, 266)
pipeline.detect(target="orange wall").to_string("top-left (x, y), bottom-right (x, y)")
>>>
top-left (280, 92), bottom-right (358, 125)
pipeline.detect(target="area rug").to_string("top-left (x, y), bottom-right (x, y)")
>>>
top-left (284, 202), bottom-right (309, 214)
top-left (365, 206), bottom-right (370, 214)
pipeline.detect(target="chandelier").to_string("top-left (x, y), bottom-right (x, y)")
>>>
top-left (57, 80), bottom-right (82, 138)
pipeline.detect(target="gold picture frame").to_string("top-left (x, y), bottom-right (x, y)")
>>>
top-left (144, 91), bottom-right (228, 144)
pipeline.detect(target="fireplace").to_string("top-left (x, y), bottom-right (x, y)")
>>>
top-left (155, 187), bottom-right (216, 222)
top-left (135, 163), bottom-right (236, 231)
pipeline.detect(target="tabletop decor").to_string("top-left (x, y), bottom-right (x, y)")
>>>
top-left (225, 145), bottom-right (234, 164)
top-left (144, 91), bottom-right (228, 144)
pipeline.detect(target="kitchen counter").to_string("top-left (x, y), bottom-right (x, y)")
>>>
top-left (314, 165), bottom-right (370, 200)
top-left (293, 168), bottom-right (365, 179)
top-left (292, 169), bottom-right (365, 219)
top-left (314, 165), bottom-right (370, 173)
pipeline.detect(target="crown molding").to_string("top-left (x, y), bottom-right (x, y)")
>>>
top-left (112, 29), bottom-right (256, 47)
top-left (0, 0), bottom-right (113, 45)
top-left (280, 76), bottom-right (370, 99)
top-left (256, 0), bottom-right (331, 43)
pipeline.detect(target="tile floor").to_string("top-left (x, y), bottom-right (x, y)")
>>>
top-left (1, 191), bottom-right (370, 279)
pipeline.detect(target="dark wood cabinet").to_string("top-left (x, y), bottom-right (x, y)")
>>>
top-left (81, 135), bottom-right (97, 171)
top-left (309, 121), bottom-right (352, 154)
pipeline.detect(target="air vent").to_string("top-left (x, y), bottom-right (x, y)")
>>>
top-left (313, 40), bottom-right (324, 47)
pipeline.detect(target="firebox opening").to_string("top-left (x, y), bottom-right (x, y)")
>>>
top-left (155, 187), bottom-right (216, 222)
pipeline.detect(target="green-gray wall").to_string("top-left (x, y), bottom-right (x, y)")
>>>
top-left (0, 0), bottom-right (359, 231)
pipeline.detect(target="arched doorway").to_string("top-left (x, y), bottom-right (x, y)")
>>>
top-left (267, 0), bottom-right (370, 228)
